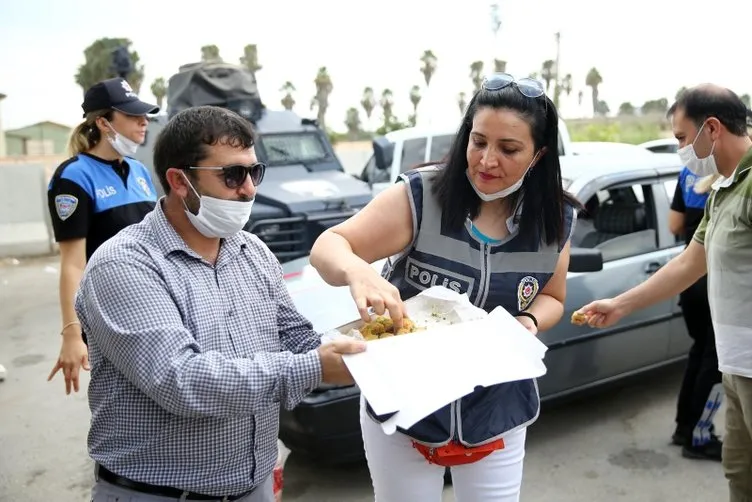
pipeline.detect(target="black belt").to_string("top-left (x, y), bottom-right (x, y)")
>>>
top-left (95, 464), bottom-right (255, 501)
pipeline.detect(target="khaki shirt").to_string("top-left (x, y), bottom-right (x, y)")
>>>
top-left (694, 146), bottom-right (752, 377)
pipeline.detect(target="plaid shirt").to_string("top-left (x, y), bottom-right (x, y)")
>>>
top-left (74, 200), bottom-right (322, 496)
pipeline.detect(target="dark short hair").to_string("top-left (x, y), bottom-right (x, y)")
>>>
top-left (152, 105), bottom-right (256, 194)
top-left (668, 86), bottom-right (749, 136)
top-left (431, 83), bottom-right (581, 248)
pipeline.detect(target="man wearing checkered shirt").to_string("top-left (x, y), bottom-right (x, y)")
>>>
top-left (74, 106), bottom-right (366, 502)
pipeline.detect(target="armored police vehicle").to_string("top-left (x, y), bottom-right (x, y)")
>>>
top-left (134, 61), bottom-right (372, 263)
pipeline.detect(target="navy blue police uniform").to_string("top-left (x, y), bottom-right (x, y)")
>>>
top-left (367, 166), bottom-right (576, 450)
top-left (669, 167), bottom-right (723, 458)
top-left (48, 153), bottom-right (158, 261)
top-left (671, 167), bottom-right (709, 246)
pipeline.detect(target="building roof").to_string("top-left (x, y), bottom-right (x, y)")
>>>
top-left (5, 121), bottom-right (73, 138)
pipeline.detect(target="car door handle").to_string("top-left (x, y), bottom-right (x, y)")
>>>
top-left (645, 262), bottom-right (662, 274)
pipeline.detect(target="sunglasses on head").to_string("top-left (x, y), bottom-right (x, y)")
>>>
top-left (187, 162), bottom-right (266, 188)
top-left (482, 73), bottom-right (545, 98)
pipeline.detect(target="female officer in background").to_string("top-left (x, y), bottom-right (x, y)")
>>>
top-left (46, 77), bottom-right (159, 395)
top-left (668, 167), bottom-right (723, 461)
top-left (309, 73), bottom-right (579, 501)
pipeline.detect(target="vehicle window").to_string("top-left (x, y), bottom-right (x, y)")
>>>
top-left (571, 183), bottom-right (658, 262)
top-left (662, 178), bottom-right (684, 245)
top-left (647, 144), bottom-right (678, 154)
top-left (260, 133), bottom-right (329, 166)
top-left (429, 134), bottom-right (454, 162)
top-left (401, 138), bottom-right (427, 172)
top-left (663, 179), bottom-right (678, 199)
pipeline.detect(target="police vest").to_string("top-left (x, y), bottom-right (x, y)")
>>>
top-left (366, 166), bottom-right (576, 447)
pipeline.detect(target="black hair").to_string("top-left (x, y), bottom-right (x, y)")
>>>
top-left (431, 85), bottom-right (581, 248)
top-left (668, 86), bottom-right (749, 136)
top-left (152, 105), bottom-right (256, 194)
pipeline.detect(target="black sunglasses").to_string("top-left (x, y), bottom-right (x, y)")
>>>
top-left (482, 73), bottom-right (545, 98)
top-left (188, 162), bottom-right (266, 188)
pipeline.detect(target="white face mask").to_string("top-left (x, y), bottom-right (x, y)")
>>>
top-left (466, 152), bottom-right (539, 202)
top-left (181, 174), bottom-right (254, 239)
top-left (105, 121), bottom-right (140, 157)
top-left (677, 122), bottom-right (718, 177)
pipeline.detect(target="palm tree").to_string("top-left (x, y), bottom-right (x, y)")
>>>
top-left (493, 59), bottom-right (507, 73)
top-left (420, 50), bottom-right (438, 87)
top-left (345, 107), bottom-right (362, 138)
top-left (457, 92), bottom-right (467, 115)
top-left (540, 60), bottom-right (556, 93)
top-left (200, 45), bottom-right (221, 62)
top-left (280, 81), bottom-right (295, 111)
top-left (310, 67), bottom-right (333, 129)
top-left (470, 61), bottom-right (484, 93)
top-left (585, 67), bottom-right (603, 117)
top-left (240, 44), bottom-right (262, 81)
top-left (380, 89), bottom-right (394, 129)
top-left (361, 87), bottom-right (376, 120)
top-left (409, 85), bottom-right (422, 124)
top-left (150, 77), bottom-right (167, 109)
top-left (562, 74), bottom-right (573, 96)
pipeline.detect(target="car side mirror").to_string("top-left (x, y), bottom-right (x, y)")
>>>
top-left (373, 137), bottom-right (394, 171)
top-left (568, 247), bottom-right (603, 273)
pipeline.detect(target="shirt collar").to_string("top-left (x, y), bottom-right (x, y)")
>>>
top-left (711, 145), bottom-right (752, 190)
top-left (150, 197), bottom-right (246, 264)
top-left (80, 152), bottom-right (130, 173)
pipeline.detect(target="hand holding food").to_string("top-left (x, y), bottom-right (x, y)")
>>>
top-left (346, 262), bottom-right (407, 329)
top-left (572, 298), bottom-right (626, 328)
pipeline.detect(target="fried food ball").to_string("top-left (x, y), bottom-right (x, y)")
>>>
top-left (360, 321), bottom-right (386, 340)
top-left (375, 316), bottom-right (394, 332)
top-left (570, 311), bottom-right (588, 326)
top-left (401, 318), bottom-right (416, 332)
top-left (358, 315), bottom-right (419, 340)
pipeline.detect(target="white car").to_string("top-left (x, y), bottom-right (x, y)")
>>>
top-left (359, 122), bottom-right (670, 196)
top-left (570, 141), bottom-right (658, 157)
top-left (358, 119), bottom-right (574, 195)
top-left (639, 138), bottom-right (679, 154)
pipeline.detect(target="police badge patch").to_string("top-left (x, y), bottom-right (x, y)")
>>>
top-left (517, 275), bottom-right (539, 312)
top-left (685, 174), bottom-right (696, 191)
top-left (54, 194), bottom-right (78, 221)
top-left (136, 177), bottom-right (152, 197)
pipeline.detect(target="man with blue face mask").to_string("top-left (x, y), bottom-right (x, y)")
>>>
top-left (74, 105), bottom-right (366, 502)
top-left (576, 84), bottom-right (752, 502)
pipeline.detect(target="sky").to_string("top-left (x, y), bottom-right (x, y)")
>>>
top-left (1, 0), bottom-right (751, 133)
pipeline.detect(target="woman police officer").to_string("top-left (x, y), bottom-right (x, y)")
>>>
top-left (46, 77), bottom-right (159, 394)
top-left (309, 73), bottom-right (580, 501)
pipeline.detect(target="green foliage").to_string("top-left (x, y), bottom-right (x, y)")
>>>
top-left (375, 118), bottom-right (411, 136)
top-left (201, 45), bottom-right (221, 62)
top-left (568, 120), bottom-right (663, 144)
top-left (150, 77), bottom-right (166, 108)
top-left (75, 38), bottom-right (144, 94)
